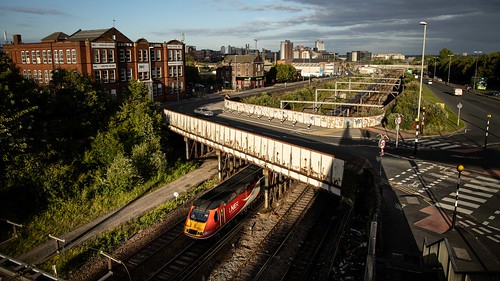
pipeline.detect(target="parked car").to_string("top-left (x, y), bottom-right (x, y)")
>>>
top-left (488, 90), bottom-right (499, 97)
top-left (194, 107), bottom-right (214, 117)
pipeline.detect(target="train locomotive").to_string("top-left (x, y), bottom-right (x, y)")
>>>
top-left (184, 165), bottom-right (264, 239)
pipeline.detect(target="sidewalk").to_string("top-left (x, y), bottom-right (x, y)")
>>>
top-left (17, 159), bottom-right (219, 265)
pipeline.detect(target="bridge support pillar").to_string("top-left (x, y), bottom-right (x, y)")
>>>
top-left (184, 137), bottom-right (190, 160)
top-left (263, 168), bottom-right (270, 209)
top-left (217, 150), bottom-right (223, 181)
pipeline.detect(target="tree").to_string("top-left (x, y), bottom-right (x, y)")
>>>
top-left (275, 64), bottom-right (297, 83)
top-left (0, 51), bottom-right (38, 191)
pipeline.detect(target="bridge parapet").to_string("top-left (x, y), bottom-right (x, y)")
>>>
top-left (164, 109), bottom-right (345, 195)
top-left (224, 99), bottom-right (384, 129)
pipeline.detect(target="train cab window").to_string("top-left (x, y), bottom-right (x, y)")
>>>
top-left (214, 211), bottom-right (218, 222)
top-left (190, 209), bottom-right (209, 222)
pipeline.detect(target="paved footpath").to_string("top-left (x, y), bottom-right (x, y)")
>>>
top-left (18, 159), bottom-right (219, 264)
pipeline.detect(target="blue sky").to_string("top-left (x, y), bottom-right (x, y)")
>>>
top-left (1, 0), bottom-right (499, 55)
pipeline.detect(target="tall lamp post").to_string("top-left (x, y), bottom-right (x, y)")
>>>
top-left (447, 54), bottom-right (454, 85)
top-left (417, 21), bottom-right (427, 122)
top-left (433, 57), bottom-right (438, 79)
top-left (473, 50), bottom-right (482, 89)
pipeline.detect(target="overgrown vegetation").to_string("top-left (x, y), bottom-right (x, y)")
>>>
top-left (0, 50), bottom-right (197, 262)
top-left (243, 75), bottom-right (388, 116)
top-left (384, 75), bottom-right (463, 134)
top-left (38, 176), bottom-right (219, 277)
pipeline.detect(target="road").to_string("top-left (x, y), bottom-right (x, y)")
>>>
top-left (427, 82), bottom-right (500, 148)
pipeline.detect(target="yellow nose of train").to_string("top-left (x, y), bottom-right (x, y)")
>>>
top-left (184, 219), bottom-right (206, 237)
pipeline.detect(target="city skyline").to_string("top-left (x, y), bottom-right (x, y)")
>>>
top-left (1, 0), bottom-right (499, 55)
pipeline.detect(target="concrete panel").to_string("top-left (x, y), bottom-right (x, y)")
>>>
top-left (224, 99), bottom-right (384, 129)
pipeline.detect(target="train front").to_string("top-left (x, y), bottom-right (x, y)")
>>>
top-left (184, 206), bottom-right (216, 239)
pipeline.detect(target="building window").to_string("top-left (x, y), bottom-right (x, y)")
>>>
top-left (93, 49), bottom-right (99, 63)
top-left (178, 66), bottom-right (183, 76)
top-left (94, 71), bottom-right (100, 83)
top-left (126, 50), bottom-right (131, 62)
top-left (27, 70), bottom-right (31, 79)
top-left (158, 83), bottom-right (163, 94)
top-left (151, 67), bottom-right (156, 79)
top-left (157, 67), bottom-right (161, 78)
top-left (31, 51), bottom-right (36, 64)
top-left (58, 50), bottom-right (64, 64)
top-left (150, 49), bottom-right (155, 61)
top-left (176, 50), bottom-right (182, 60)
top-left (42, 50), bottom-right (47, 64)
top-left (44, 70), bottom-right (49, 83)
top-left (66, 49), bottom-right (71, 64)
top-left (48, 50), bottom-right (52, 64)
top-left (120, 69), bottom-right (126, 81)
top-left (22, 70), bottom-right (27, 78)
top-left (126, 68), bottom-right (132, 80)
top-left (138, 50), bottom-right (143, 62)
top-left (108, 49), bottom-right (114, 63)
top-left (72, 49), bottom-right (77, 64)
top-left (156, 50), bottom-right (161, 61)
top-left (101, 50), bottom-right (107, 63)
top-left (36, 50), bottom-right (41, 64)
top-left (110, 69), bottom-right (115, 83)
top-left (21, 51), bottom-right (26, 64)
top-left (38, 70), bottom-right (42, 83)
top-left (119, 49), bottom-right (125, 62)
top-left (102, 70), bottom-right (108, 83)
top-left (143, 50), bottom-right (148, 62)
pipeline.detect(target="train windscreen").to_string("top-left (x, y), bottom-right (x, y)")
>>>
top-left (190, 209), bottom-right (209, 222)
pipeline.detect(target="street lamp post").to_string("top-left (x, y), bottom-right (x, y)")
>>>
top-left (433, 57), bottom-right (438, 79)
top-left (415, 21), bottom-right (427, 155)
top-left (473, 50), bottom-right (482, 90)
top-left (451, 164), bottom-right (464, 229)
top-left (447, 54), bottom-right (453, 85)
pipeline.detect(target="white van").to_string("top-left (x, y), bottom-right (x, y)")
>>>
top-left (454, 88), bottom-right (463, 96)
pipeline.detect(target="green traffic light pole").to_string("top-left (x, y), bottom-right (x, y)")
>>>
top-left (451, 164), bottom-right (464, 229)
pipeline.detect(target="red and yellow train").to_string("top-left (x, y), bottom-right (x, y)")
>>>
top-left (184, 165), bottom-right (264, 239)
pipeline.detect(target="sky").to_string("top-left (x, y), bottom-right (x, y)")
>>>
top-left (1, 0), bottom-right (499, 56)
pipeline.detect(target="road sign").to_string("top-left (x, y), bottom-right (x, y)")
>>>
top-left (457, 102), bottom-right (463, 109)
top-left (378, 139), bottom-right (386, 149)
top-left (378, 138), bottom-right (386, 156)
top-left (395, 114), bottom-right (402, 125)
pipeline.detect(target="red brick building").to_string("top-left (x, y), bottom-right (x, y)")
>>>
top-left (218, 54), bottom-right (265, 90)
top-left (2, 28), bottom-right (185, 102)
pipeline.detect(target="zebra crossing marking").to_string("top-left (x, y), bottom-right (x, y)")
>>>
top-left (442, 197), bottom-right (480, 209)
top-left (450, 192), bottom-right (487, 203)
top-left (464, 182), bottom-right (498, 193)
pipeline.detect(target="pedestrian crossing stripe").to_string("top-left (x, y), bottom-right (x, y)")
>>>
top-left (464, 182), bottom-right (498, 193)
top-left (442, 197), bottom-right (480, 209)
top-left (450, 192), bottom-right (487, 203)
top-left (435, 202), bottom-right (473, 215)
top-left (469, 179), bottom-right (500, 190)
top-left (459, 188), bottom-right (493, 198)
top-left (476, 175), bottom-right (500, 184)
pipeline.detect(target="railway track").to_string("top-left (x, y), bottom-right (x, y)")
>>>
top-left (102, 198), bottom-right (263, 281)
top-left (231, 184), bottom-right (317, 280)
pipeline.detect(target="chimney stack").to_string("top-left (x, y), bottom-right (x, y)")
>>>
top-left (13, 34), bottom-right (22, 45)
